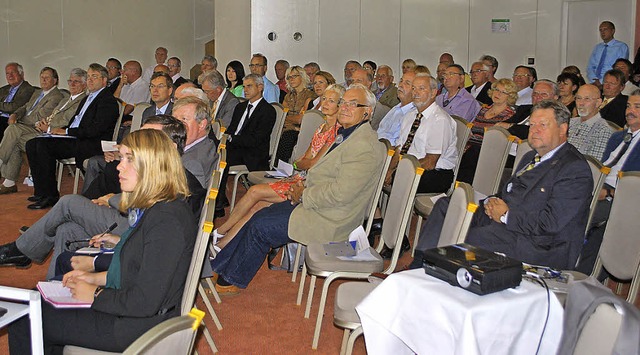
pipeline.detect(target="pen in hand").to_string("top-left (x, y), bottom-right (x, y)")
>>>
top-left (91, 222), bottom-right (119, 249)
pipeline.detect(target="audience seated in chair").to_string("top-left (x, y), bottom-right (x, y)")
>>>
top-left (0, 62), bottom-right (36, 141)
top-left (410, 100), bottom-right (593, 271)
top-left (567, 84), bottom-right (614, 160)
top-left (435, 64), bottom-right (480, 122)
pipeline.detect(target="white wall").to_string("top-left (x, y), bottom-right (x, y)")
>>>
top-left (0, 0), bottom-right (213, 87)
top-left (216, 0), bottom-right (635, 84)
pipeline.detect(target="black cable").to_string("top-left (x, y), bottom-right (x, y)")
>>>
top-left (527, 275), bottom-right (551, 355)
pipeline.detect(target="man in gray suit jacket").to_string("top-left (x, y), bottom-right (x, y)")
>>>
top-left (0, 62), bottom-right (36, 141)
top-left (201, 70), bottom-right (239, 128)
top-left (210, 84), bottom-right (386, 294)
top-left (0, 67), bottom-right (66, 194)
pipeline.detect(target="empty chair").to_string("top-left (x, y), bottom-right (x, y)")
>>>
top-left (129, 102), bottom-right (151, 132)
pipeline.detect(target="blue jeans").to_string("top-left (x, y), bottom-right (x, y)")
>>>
top-left (211, 201), bottom-right (295, 288)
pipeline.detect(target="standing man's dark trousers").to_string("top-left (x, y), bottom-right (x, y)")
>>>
top-left (26, 137), bottom-right (78, 200)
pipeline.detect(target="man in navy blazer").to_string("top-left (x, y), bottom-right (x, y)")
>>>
top-left (576, 89), bottom-right (640, 274)
top-left (217, 73), bottom-right (276, 211)
top-left (411, 99), bottom-right (593, 270)
top-left (26, 63), bottom-right (120, 209)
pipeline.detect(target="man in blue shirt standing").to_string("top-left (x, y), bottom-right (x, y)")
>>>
top-left (587, 21), bottom-right (629, 89)
top-left (248, 53), bottom-right (280, 103)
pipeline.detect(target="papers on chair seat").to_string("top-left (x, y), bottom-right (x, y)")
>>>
top-left (337, 248), bottom-right (378, 261)
top-left (334, 226), bottom-right (378, 261)
top-left (430, 193), bottom-right (447, 204)
top-left (323, 241), bottom-right (357, 257)
top-left (266, 160), bottom-right (294, 178)
top-left (37, 281), bottom-right (92, 308)
top-left (101, 140), bottom-right (118, 152)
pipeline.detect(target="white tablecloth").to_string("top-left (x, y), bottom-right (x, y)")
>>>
top-left (356, 269), bottom-right (563, 355)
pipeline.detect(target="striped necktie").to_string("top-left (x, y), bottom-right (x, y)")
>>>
top-left (517, 155), bottom-right (540, 176)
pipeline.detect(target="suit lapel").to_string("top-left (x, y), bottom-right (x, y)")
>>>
top-left (513, 144), bottom-right (569, 191)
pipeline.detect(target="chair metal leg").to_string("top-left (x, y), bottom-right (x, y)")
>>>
top-left (292, 243), bottom-right (303, 282)
top-left (296, 263), bottom-right (307, 306)
top-left (340, 329), bottom-right (350, 355)
top-left (73, 168), bottom-right (84, 194)
top-left (230, 174), bottom-right (242, 212)
top-left (312, 273), bottom-right (339, 349)
top-left (198, 284), bottom-right (223, 330)
top-left (56, 162), bottom-right (63, 192)
top-left (304, 275), bottom-right (317, 318)
top-left (201, 322), bottom-right (218, 353)
top-left (204, 278), bottom-right (222, 304)
top-left (412, 214), bottom-right (424, 257)
top-left (345, 326), bottom-right (364, 355)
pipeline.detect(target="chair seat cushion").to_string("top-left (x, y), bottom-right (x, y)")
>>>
top-left (247, 171), bottom-right (280, 185)
top-left (63, 345), bottom-right (119, 355)
top-left (334, 282), bottom-right (378, 325)
top-left (305, 244), bottom-right (384, 275)
top-left (414, 193), bottom-right (439, 216)
top-left (228, 164), bottom-right (248, 174)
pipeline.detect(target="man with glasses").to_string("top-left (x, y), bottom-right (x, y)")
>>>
top-left (351, 68), bottom-right (390, 130)
top-left (497, 79), bottom-right (559, 140)
top-left (587, 21), bottom-right (629, 88)
top-left (513, 65), bottom-right (537, 105)
top-left (375, 65), bottom-right (399, 109)
top-left (195, 55), bottom-right (218, 87)
top-left (567, 84), bottom-right (614, 159)
top-left (142, 47), bottom-right (168, 83)
top-left (341, 60), bottom-right (362, 88)
top-left (25, 63), bottom-right (120, 209)
top-left (210, 84), bottom-right (386, 295)
top-left (167, 56), bottom-right (189, 88)
top-left (435, 64), bottom-right (480, 122)
top-left (201, 70), bottom-right (239, 128)
top-left (249, 53), bottom-right (279, 103)
top-left (104, 58), bottom-right (122, 94)
top-left (0, 67), bottom-right (64, 194)
top-left (466, 61), bottom-right (493, 106)
top-left (599, 69), bottom-right (629, 128)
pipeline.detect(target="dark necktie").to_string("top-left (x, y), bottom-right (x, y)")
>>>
top-left (235, 103), bottom-right (252, 135)
top-left (400, 112), bottom-right (423, 154)
top-left (517, 155), bottom-right (540, 176)
top-left (606, 132), bottom-right (633, 168)
top-left (596, 44), bottom-right (609, 79)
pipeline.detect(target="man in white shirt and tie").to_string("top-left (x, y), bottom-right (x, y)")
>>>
top-left (25, 63), bottom-right (119, 209)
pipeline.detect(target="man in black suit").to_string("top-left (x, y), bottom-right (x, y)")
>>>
top-left (168, 56), bottom-right (189, 88)
top-left (25, 63), bottom-right (120, 209)
top-left (466, 61), bottom-right (493, 106)
top-left (81, 72), bottom-right (175, 193)
top-left (217, 73), bottom-right (276, 213)
top-left (104, 58), bottom-right (122, 95)
top-left (599, 69), bottom-right (629, 128)
top-left (410, 100), bottom-right (593, 270)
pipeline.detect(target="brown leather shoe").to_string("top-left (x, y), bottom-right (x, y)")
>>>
top-left (214, 283), bottom-right (240, 296)
top-left (0, 185), bottom-right (17, 195)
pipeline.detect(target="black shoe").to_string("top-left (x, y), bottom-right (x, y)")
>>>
top-left (27, 195), bottom-right (43, 202)
top-left (0, 243), bottom-right (32, 268)
top-left (379, 236), bottom-right (411, 260)
top-left (369, 218), bottom-right (383, 234)
top-left (27, 196), bottom-right (59, 210)
top-left (19, 226), bottom-right (29, 234)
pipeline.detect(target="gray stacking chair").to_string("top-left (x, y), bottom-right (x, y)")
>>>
top-left (297, 155), bottom-right (422, 349)
top-left (332, 181), bottom-right (477, 355)
top-left (129, 102), bottom-right (151, 133)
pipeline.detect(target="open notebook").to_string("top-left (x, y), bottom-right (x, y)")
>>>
top-left (37, 281), bottom-right (92, 308)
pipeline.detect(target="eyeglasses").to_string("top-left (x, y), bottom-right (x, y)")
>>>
top-left (374, 74), bottom-right (388, 79)
top-left (149, 84), bottom-right (168, 90)
top-left (443, 72), bottom-right (463, 78)
top-left (106, 66), bottom-right (120, 70)
top-left (286, 74), bottom-right (300, 80)
top-left (248, 64), bottom-right (265, 68)
top-left (167, 64), bottom-right (180, 68)
top-left (67, 79), bottom-right (83, 85)
top-left (87, 74), bottom-right (102, 80)
top-left (575, 96), bottom-right (597, 102)
top-left (532, 92), bottom-right (552, 98)
top-left (338, 99), bottom-right (368, 109)
top-left (513, 74), bottom-right (531, 78)
top-left (470, 70), bottom-right (487, 74)
top-left (492, 88), bottom-right (510, 96)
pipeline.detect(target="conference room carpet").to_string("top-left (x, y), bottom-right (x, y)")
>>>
top-left (1, 165), bottom-right (638, 354)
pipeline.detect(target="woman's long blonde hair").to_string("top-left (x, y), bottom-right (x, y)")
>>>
top-left (119, 129), bottom-right (190, 211)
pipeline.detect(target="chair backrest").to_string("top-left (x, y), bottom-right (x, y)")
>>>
top-left (364, 139), bottom-right (394, 235)
top-left (449, 115), bottom-right (473, 193)
top-left (594, 171), bottom-right (640, 303)
top-left (380, 155), bottom-right (423, 272)
top-left (112, 101), bottom-right (126, 141)
top-left (129, 102), bottom-right (152, 133)
top-left (606, 120), bottom-right (623, 132)
top-left (290, 110), bottom-right (326, 162)
top-left (269, 103), bottom-right (287, 168)
top-left (472, 126), bottom-right (513, 196)
top-left (123, 309), bottom-right (204, 355)
top-left (217, 147), bottom-right (227, 179)
top-left (511, 139), bottom-right (534, 176)
top-left (437, 181), bottom-right (477, 247)
top-left (584, 155), bottom-right (609, 231)
top-left (210, 120), bottom-right (222, 141)
top-left (573, 303), bottom-right (623, 355)
top-left (180, 170), bottom-right (220, 314)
